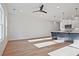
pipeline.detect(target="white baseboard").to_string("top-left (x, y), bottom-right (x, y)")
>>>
top-left (8, 36), bottom-right (51, 41)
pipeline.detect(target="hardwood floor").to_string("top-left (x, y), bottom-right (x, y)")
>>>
top-left (3, 38), bottom-right (71, 56)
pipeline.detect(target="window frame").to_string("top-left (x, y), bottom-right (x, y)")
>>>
top-left (0, 4), bottom-right (4, 40)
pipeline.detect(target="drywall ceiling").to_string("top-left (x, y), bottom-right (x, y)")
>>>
top-left (5, 3), bottom-right (79, 20)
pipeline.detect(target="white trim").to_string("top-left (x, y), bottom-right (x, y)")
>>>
top-left (0, 4), bottom-right (4, 40)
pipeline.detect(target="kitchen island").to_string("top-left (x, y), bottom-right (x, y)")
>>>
top-left (51, 31), bottom-right (79, 41)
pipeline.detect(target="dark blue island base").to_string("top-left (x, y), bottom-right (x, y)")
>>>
top-left (51, 31), bottom-right (79, 43)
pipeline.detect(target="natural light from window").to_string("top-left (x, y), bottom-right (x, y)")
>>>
top-left (0, 8), bottom-right (1, 39)
top-left (0, 4), bottom-right (3, 40)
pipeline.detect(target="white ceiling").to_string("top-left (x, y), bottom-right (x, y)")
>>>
top-left (5, 3), bottom-right (79, 20)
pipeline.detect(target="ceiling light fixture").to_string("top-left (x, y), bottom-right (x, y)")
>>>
top-left (74, 8), bottom-right (79, 19)
top-left (57, 6), bottom-right (60, 9)
top-left (62, 12), bottom-right (64, 20)
top-left (19, 10), bottom-right (23, 13)
top-left (75, 8), bottom-right (78, 17)
top-left (33, 4), bottom-right (47, 14)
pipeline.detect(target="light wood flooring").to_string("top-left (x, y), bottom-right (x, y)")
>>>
top-left (3, 37), bottom-right (72, 56)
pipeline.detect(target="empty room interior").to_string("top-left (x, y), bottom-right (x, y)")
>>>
top-left (1, 3), bottom-right (79, 56)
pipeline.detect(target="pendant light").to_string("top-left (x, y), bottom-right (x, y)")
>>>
top-left (53, 16), bottom-right (56, 24)
top-left (62, 12), bottom-right (64, 20)
top-left (12, 8), bottom-right (17, 15)
top-left (75, 8), bottom-right (78, 17)
top-left (74, 8), bottom-right (79, 19)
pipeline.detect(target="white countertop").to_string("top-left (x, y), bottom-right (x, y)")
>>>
top-left (52, 30), bottom-right (79, 33)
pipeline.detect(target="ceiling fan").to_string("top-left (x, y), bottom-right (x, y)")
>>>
top-left (33, 4), bottom-right (47, 13)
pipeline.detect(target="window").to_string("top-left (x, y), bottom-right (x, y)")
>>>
top-left (0, 4), bottom-right (4, 40)
top-left (0, 7), bottom-right (2, 39)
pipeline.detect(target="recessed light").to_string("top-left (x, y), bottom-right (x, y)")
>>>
top-left (57, 6), bottom-right (60, 9)
top-left (19, 10), bottom-right (23, 13)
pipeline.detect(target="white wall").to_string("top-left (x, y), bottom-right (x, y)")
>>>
top-left (0, 4), bottom-right (8, 55)
top-left (8, 13), bottom-right (59, 40)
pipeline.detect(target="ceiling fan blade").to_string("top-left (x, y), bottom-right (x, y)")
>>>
top-left (33, 10), bottom-right (40, 13)
top-left (42, 10), bottom-right (47, 13)
top-left (40, 4), bottom-right (44, 10)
